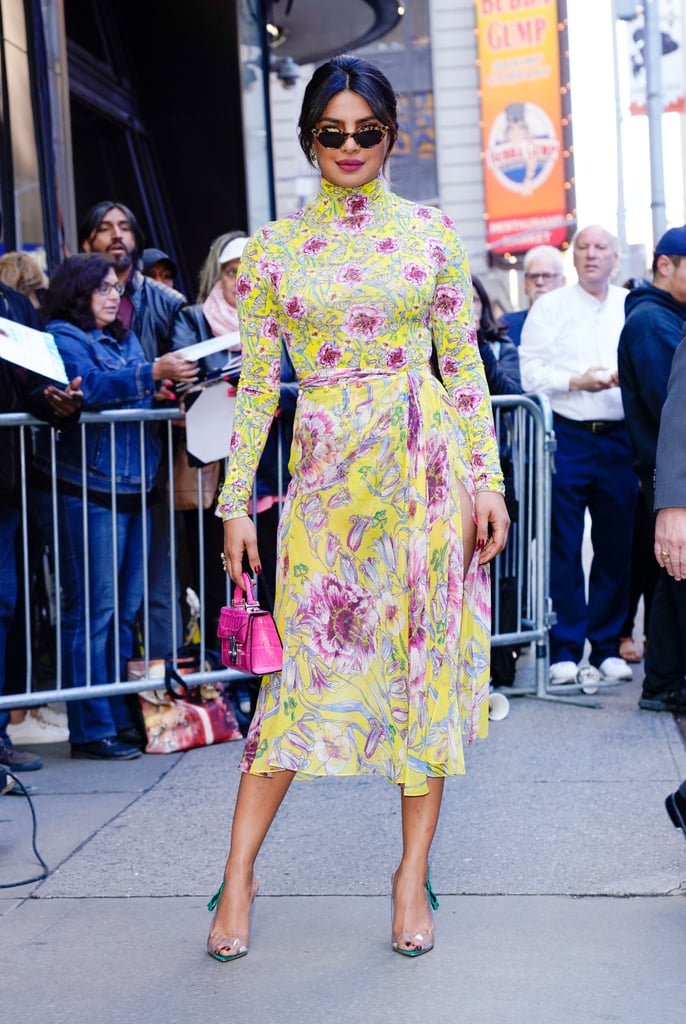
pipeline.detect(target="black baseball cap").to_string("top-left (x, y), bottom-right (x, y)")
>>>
top-left (142, 248), bottom-right (177, 276)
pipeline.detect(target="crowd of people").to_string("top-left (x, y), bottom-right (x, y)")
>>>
top-left (0, 200), bottom-right (299, 771)
top-left (0, 53), bottom-right (685, 958)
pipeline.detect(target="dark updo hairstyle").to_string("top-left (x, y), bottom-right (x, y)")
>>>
top-left (42, 253), bottom-right (127, 341)
top-left (298, 55), bottom-right (398, 167)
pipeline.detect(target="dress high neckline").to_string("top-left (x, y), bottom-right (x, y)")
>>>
top-left (315, 176), bottom-right (388, 217)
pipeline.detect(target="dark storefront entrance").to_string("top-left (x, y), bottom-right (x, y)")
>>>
top-left (65, 0), bottom-right (249, 295)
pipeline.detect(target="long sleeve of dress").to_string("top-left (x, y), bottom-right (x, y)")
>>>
top-left (433, 230), bottom-right (504, 493)
top-left (216, 233), bottom-right (282, 518)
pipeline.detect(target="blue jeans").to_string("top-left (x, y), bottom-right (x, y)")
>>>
top-left (35, 492), bottom-right (148, 744)
top-left (0, 506), bottom-right (21, 737)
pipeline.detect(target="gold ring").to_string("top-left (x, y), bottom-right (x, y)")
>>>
top-left (660, 550), bottom-right (671, 560)
top-left (220, 553), bottom-right (228, 571)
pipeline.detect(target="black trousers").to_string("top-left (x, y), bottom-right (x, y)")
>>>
top-left (643, 569), bottom-right (686, 696)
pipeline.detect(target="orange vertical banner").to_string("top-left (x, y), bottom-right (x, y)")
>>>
top-left (474, 0), bottom-right (575, 257)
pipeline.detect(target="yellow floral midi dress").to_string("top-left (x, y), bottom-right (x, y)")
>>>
top-left (217, 177), bottom-right (504, 796)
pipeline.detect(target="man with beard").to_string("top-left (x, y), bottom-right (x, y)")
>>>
top-left (79, 202), bottom-right (185, 360)
top-left (78, 202), bottom-right (192, 674)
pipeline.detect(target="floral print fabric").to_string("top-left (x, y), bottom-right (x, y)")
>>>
top-left (217, 177), bottom-right (504, 796)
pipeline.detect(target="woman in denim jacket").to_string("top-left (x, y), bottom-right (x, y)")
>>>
top-left (35, 254), bottom-right (197, 759)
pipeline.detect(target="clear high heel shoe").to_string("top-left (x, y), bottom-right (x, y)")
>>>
top-left (206, 876), bottom-right (260, 962)
top-left (390, 867), bottom-right (440, 957)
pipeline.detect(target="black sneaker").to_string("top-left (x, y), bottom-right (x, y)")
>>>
top-left (0, 739), bottom-right (43, 771)
top-left (116, 727), bottom-right (146, 750)
top-left (70, 737), bottom-right (142, 760)
top-left (665, 781), bottom-right (686, 839)
top-left (639, 690), bottom-right (686, 713)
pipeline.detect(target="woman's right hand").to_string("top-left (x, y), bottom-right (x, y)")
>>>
top-left (223, 515), bottom-right (261, 587)
top-left (152, 352), bottom-right (199, 385)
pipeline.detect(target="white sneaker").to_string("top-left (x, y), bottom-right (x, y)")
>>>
top-left (34, 704), bottom-right (68, 729)
top-left (598, 657), bottom-right (633, 681)
top-left (549, 660), bottom-right (578, 685)
top-left (6, 708), bottom-right (69, 745)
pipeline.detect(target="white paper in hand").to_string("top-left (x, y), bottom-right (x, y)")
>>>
top-left (0, 317), bottom-right (69, 384)
top-left (174, 332), bottom-right (241, 362)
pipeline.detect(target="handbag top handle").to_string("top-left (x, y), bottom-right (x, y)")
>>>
top-left (233, 572), bottom-right (260, 608)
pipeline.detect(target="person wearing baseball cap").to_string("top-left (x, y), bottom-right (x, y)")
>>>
top-left (142, 248), bottom-right (178, 289)
top-left (618, 224), bottom-right (686, 712)
top-left (654, 225), bottom-right (686, 260)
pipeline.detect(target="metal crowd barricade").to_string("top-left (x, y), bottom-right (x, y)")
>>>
top-left (0, 407), bottom-right (253, 712)
top-left (491, 393), bottom-right (559, 702)
top-left (0, 395), bottom-right (560, 715)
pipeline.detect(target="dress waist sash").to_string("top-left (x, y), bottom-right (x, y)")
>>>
top-left (299, 363), bottom-right (431, 392)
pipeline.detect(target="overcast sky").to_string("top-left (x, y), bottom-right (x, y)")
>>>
top-left (567, 0), bottom-right (684, 265)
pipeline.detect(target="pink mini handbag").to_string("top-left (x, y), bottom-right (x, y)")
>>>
top-left (217, 572), bottom-right (283, 676)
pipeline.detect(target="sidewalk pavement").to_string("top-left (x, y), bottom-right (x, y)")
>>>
top-left (2, 654), bottom-right (686, 1024)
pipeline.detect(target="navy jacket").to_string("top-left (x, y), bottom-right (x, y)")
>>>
top-left (499, 308), bottom-right (528, 348)
top-left (478, 335), bottom-right (523, 396)
top-left (618, 283), bottom-right (686, 485)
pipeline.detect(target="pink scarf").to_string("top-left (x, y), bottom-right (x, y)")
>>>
top-left (202, 282), bottom-right (240, 339)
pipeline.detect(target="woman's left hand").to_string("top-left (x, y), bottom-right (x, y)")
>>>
top-left (474, 490), bottom-right (510, 565)
top-left (43, 376), bottom-right (83, 417)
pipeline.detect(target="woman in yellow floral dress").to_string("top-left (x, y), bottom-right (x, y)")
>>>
top-left (208, 56), bottom-right (509, 962)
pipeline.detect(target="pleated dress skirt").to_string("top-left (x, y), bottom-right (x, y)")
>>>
top-left (238, 365), bottom-right (491, 796)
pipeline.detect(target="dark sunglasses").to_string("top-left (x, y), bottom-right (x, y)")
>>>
top-left (311, 125), bottom-right (390, 150)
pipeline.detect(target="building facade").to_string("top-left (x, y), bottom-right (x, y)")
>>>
top-left (0, 0), bottom-right (403, 295)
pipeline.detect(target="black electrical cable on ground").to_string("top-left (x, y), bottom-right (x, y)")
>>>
top-left (0, 769), bottom-right (49, 887)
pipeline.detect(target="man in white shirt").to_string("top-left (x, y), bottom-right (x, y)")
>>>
top-left (520, 225), bottom-right (636, 685)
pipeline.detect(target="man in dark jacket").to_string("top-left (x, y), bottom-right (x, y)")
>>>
top-left (79, 201), bottom-right (188, 661)
top-left (618, 225), bottom-right (686, 712)
top-left (653, 330), bottom-right (686, 838)
top-left (0, 281), bottom-right (82, 772)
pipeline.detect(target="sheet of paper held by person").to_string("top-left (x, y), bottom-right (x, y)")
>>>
top-left (0, 316), bottom-right (69, 384)
top-left (174, 332), bottom-right (241, 362)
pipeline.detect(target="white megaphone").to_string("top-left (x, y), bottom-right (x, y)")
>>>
top-left (488, 690), bottom-right (510, 721)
